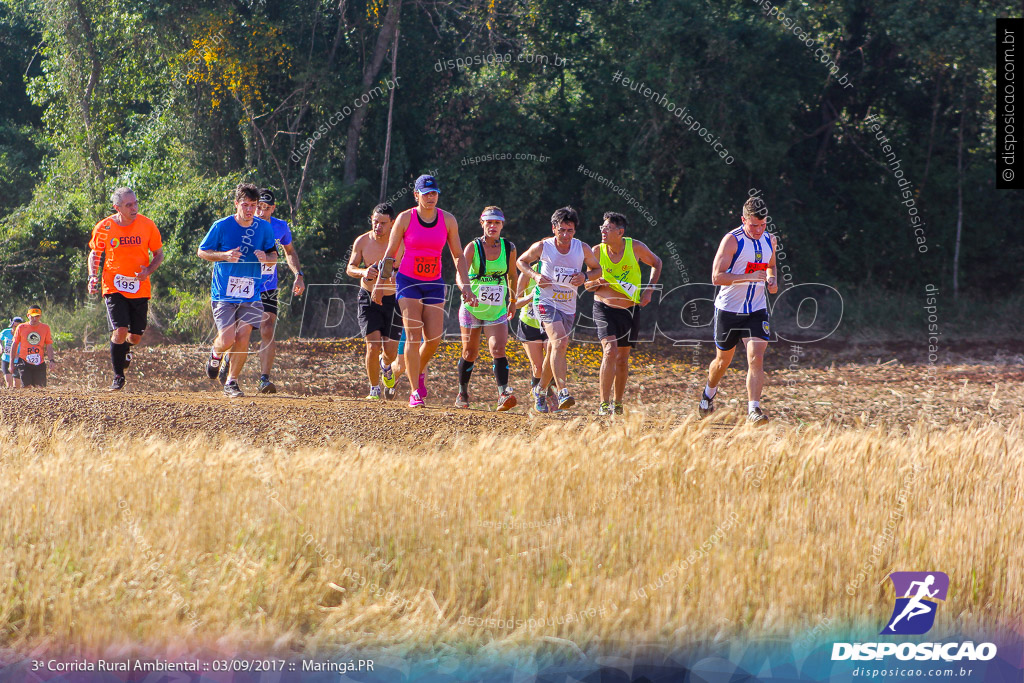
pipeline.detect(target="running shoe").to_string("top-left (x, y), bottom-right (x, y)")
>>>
top-left (108, 375), bottom-right (126, 392)
top-left (409, 391), bottom-right (425, 408)
top-left (614, 402), bottom-right (624, 415)
top-left (597, 402), bottom-right (612, 416)
top-left (418, 373), bottom-right (428, 398)
top-left (496, 388), bottom-right (517, 411)
top-left (223, 380), bottom-right (244, 398)
top-left (533, 387), bottom-right (549, 413)
top-left (698, 389), bottom-right (715, 419)
top-left (381, 362), bottom-right (396, 390)
top-left (366, 386), bottom-right (382, 400)
top-left (206, 353), bottom-right (223, 379)
top-left (258, 374), bottom-right (277, 394)
top-left (557, 388), bottom-right (575, 410)
top-left (383, 384), bottom-right (397, 401)
top-left (748, 407), bottom-right (769, 427)
top-left (455, 390), bottom-right (470, 409)
top-left (218, 358), bottom-right (229, 384)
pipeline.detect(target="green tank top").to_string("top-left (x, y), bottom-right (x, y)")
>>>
top-left (597, 238), bottom-right (641, 303)
top-left (519, 263), bottom-right (541, 329)
top-left (467, 238), bottom-right (508, 321)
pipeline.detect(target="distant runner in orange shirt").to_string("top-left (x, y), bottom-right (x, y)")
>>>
top-left (10, 306), bottom-right (55, 388)
top-left (88, 187), bottom-right (164, 391)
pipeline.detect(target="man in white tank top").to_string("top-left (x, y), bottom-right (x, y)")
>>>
top-left (698, 196), bottom-right (778, 426)
top-left (517, 206), bottom-right (602, 413)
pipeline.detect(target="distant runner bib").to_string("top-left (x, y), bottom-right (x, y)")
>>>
top-left (261, 263), bottom-right (276, 276)
top-left (113, 273), bottom-right (141, 294)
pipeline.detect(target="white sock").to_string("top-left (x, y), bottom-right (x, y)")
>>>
top-left (705, 383), bottom-right (717, 398)
top-left (749, 400), bottom-right (760, 412)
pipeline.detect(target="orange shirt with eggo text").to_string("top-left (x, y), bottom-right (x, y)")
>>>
top-left (89, 215), bottom-right (163, 298)
top-left (12, 322), bottom-right (53, 364)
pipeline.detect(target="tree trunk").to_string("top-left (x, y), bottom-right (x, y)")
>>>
top-left (342, 0), bottom-right (403, 187)
top-left (952, 87), bottom-right (965, 301)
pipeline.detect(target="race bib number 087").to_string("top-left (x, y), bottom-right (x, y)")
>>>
top-left (226, 276), bottom-right (255, 298)
top-left (413, 256), bottom-right (440, 278)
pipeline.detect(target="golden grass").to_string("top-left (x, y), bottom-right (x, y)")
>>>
top-left (1, 414), bottom-right (1022, 655)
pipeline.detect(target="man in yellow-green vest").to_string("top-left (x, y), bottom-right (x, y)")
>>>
top-left (584, 211), bottom-right (662, 416)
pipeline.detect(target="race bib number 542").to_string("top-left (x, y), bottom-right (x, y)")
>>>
top-left (226, 276), bottom-right (255, 298)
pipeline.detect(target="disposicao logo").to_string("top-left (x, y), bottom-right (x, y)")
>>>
top-left (881, 571), bottom-right (948, 635)
top-left (832, 571), bottom-right (998, 662)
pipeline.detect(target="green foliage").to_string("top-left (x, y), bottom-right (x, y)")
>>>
top-left (0, 0), bottom-right (1020, 340)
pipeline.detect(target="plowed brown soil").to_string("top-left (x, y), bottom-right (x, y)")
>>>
top-left (1, 339), bottom-right (1021, 448)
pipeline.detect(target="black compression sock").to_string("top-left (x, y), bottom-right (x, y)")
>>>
top-left (493, 356), bottom-right (509, 387)
top-left (458, 359), bottom-right (475, 391)
top-left (110, 341), bottom-right (129, 376)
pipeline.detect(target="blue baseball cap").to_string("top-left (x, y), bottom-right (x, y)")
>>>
top-left (414, 174), bottom-right (440, 194)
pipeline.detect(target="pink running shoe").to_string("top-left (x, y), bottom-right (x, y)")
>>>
top-left (418, 373), bottom-right (428, 398)
top-left (409, 391), bottom-right (425, 408)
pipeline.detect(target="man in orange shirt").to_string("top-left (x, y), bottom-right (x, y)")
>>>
top-left (11, 306), bottom-right (55, 388)
top-left (88, 187), bottom-right (164, 391)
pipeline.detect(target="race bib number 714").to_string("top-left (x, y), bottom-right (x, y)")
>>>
top-left (226, 276), bottom-right (255, 298)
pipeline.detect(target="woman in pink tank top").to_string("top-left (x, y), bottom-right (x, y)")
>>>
top-left (373, 174), bottom-right (476, 407)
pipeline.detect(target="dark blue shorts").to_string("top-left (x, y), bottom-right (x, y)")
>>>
top-left (395, 272), bottom-right (446, 305)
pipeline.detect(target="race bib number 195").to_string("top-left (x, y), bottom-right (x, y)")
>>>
top-left (226, 276), bottom-right (255, 298)
top-left (113, 273), bottom-right (141, 294)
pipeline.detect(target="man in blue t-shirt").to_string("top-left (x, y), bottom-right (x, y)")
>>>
top-left (197, 182), bottom-right (278, 398)
top-left (252, 188), bottom-right (305, 395)
top-left (1, 316), bottom-right (24, 388)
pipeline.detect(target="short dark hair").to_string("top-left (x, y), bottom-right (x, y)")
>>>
top-left (603, 211), bottom-right (628, 229)
top-left (234, 182), bottom-right (260, 203)
top-left (371, 203), bottom-right (395, 220)
top-left (743, 196), bottom-right (768, 219)
top-left (550, 206), bottom-right (579, 228)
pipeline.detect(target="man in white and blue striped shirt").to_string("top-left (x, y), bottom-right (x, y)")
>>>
top-left (698, 196), bottom-right (778, 426)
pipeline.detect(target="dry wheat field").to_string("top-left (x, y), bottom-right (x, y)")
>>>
top-left (0, 340), bottom-right (1022, 658)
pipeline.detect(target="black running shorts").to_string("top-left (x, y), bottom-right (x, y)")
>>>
top-left (260, 288), bottom-right (279, 317)
top-left (105, 293), bottom-right (149, 336)
top-left (593, 301), bottom-right (641, 348)
top-left (713, 307), bottom-right (771, 351)
top-left (19, 361), bottom-right (46, 387)
top-left (357, 288), bottom-right (400, 339)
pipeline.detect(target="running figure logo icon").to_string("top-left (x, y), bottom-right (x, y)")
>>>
top-left (881, 571), bottom-right (949, 635)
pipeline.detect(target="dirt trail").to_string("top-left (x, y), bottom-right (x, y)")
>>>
top-left (0, 340), bottom-right (1020, 448)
